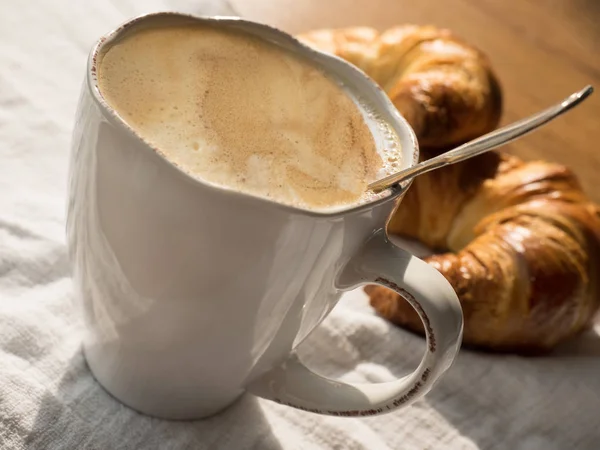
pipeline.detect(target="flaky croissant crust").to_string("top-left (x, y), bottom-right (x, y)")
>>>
top-left (299, 25), bottom-right (600, 353)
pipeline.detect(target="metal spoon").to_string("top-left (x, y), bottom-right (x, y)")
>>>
top-left (368, 85), bottom-right (594, 193)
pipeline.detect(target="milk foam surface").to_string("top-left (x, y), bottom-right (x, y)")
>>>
top-left (97, 22), bottom-right (403, 211)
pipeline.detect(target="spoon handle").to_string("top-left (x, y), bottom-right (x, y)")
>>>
top-left (368, 85), bottom-right (594, 193)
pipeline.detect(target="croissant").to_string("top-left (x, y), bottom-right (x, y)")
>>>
top-left (298, 26), bottom-right (600, 353)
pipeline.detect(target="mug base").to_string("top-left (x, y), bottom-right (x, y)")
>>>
top-left (83, 343), bottom-right (245, 420)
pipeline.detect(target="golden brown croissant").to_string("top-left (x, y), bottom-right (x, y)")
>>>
top-left (381, 152), bottom-right (600, 353)
top-left (299, 26), bottom-right (600, 353)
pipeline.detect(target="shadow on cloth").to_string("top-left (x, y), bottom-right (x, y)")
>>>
top-left (420, 327), bottom-right (600, 449)
top-left (25, 349), bottom-right (282, 450)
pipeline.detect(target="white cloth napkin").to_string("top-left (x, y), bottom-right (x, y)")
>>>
top-left (1, 1), bottom-right (599, 449)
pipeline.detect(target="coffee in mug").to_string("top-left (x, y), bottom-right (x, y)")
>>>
top-left (96, 20), bottom-right (403, 211)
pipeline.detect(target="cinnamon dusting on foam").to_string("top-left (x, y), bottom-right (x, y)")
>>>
top-left (97, 22), bottom-right (402, 211)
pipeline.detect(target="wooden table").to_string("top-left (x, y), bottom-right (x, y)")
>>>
top-left (231, 0), bottom-right (600, 203)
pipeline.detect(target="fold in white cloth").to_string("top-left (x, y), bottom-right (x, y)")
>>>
top-left (1, 1), bottom-right (599, 448)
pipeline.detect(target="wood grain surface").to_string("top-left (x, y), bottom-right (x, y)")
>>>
top-left (231, 0), bottom-right (600, 203)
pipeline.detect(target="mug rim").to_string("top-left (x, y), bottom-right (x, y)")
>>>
top-left (86, 11), bottom-right (420, 218)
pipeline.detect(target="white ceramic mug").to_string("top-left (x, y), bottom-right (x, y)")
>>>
top-left (66, 12), bottom-right (463, 420)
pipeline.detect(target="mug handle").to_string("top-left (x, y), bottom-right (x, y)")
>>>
top-left (246, 228), bottom-right (463, 416)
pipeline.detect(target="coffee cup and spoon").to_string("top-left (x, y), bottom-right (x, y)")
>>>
top-left (68, 12), bottom-right (592, 420)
